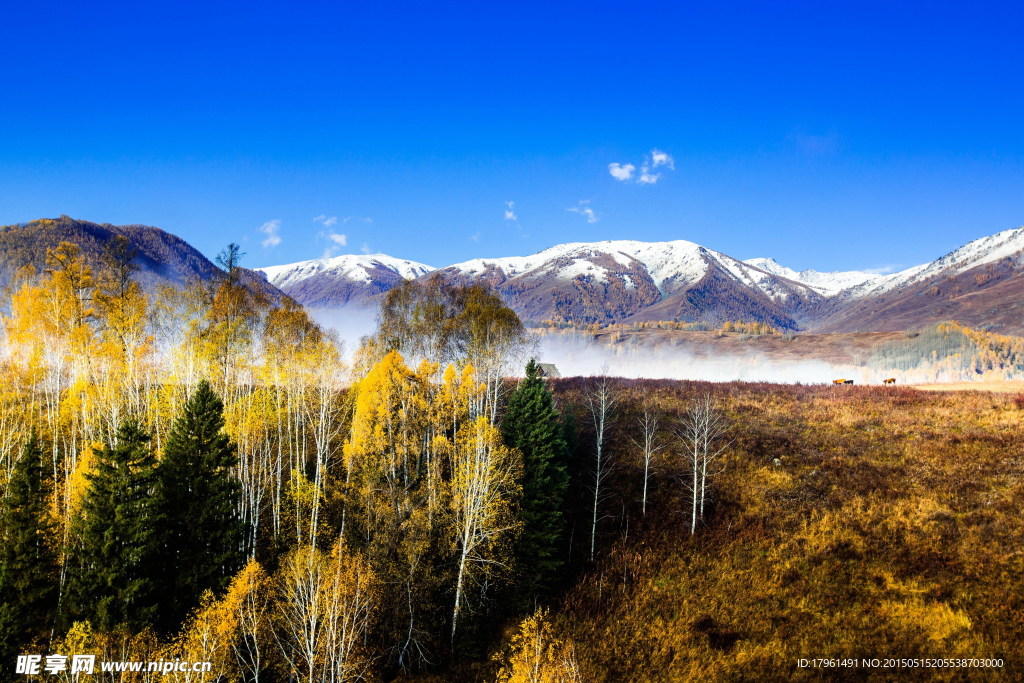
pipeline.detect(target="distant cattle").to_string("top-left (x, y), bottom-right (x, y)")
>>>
top-left (883, 378), bottom-right (896, 385)
top-left (844, 379), bottom-right (854, 385)
top-left (833, 379), bottom-right (854, 385)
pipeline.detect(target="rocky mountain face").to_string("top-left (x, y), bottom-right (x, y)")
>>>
top-left (813, 227), bottom-right (1024, 334)
top-left (12, 217), bottom-right (1021, 334)
top-left (258, 254), bottom-right (435, 308)
top-left (433, 240), bottom-right (827, 329)
top-left (258, 226), bottom-right (1024, 333)
top-left (0, 216), bottom-right (284, 302)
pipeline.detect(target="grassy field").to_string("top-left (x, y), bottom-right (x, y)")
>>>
top-left (910, 381), bottom-right (1024, 394)
top-left (489, 381), bottom-right (1024, 681)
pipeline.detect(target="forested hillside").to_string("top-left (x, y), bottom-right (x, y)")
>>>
top-left (0, 216), bottom-right (281, 304)
top-left (0, 237), bottom-right (1021, 681)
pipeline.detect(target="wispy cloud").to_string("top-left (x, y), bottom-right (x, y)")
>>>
top-left (360, 243), bottom-right (373, 255)
top-left (259, 219), bottom-right (282, 248)
top-left (608, 163), bottom-right (635, 181)
top-left (650, 149), bottom-right (674, 169)
top-left (469, 231), bottom-right (481, 242)
top-left (504, 200), bottom-right (517, 222)
top-left (863, 263), bottom-right (901, 275)
top-left (609, 149), bottom-right (675, 185)
top-left (637, 168), bottom-right (661, 185)
top-left (317, 230), bottom-right (349, 259)
top-left (567, 199), bottom-right (598, 224)
top-left (313, 214), bottom-right (338, 227)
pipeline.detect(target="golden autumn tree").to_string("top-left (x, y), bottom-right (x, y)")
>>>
top-left (230, 559), bottom-right (274, 682)
top-left (191, 243), bottom-right (268, 393)
top-left (449, 411), bottom-right (522, 643)
top-left (494, 607), bottom-right (583, 683)
top-left (342, 350), bottom-right (438, 670)
top-left (93, 235), bottom-right (153, 420)
top-left (274, 540), bottom-right (379, 682)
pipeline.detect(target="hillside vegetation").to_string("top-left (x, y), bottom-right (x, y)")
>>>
top-left (498, 380), bottom-right (1023, 681)
top-left (0, 216), bottom-right (280, 302)
top-left (1, 236), bottom-right (1021, 681)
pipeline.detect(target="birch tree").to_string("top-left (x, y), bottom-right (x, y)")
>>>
top-left (275, 541), bottom-right (379, 682)
top-left (586, 375), bottom-right (618, 562)
top-left (676, 394), bottom-right (729, 535)
top-left (630, 403), bottom-right (664, 516)
top-left (449, 415), bottom-right (521, 644)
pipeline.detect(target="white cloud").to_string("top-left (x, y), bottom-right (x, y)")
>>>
top-left (313, 214), bottom-right (338, 227)
top-left (567, 199), bottom-right (598, 224)
top-left (650, 149), bottom-right (674, 169)
top-left (608, 162), bottom-right (636, 182)
top-left (360, 243), bottom-right (372, 255)
top-left (504, 200), bottom-right (517, 222)
top-left (469, 231), bottom-right (481, 242)
top-left (317, 229), bottom-right (349, 259)
top-left (259, 219), bottom-right (282, 248)
top-left (609, 149), bottom-right (674, 185)
top-left (637, 167), bottom-right (661, 184)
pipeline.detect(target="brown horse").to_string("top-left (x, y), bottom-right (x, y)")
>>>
top-left (883, 378), bottom-right (896, 385)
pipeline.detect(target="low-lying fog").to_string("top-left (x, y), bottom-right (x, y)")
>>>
top-left (313, 307), bottom-right (1002, 385)
top-left (534, 333), bottom-right (864, 384)
top-left (312, 307), bottom-right (907, 384)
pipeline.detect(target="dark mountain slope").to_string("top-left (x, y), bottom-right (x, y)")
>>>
top-left (0, 216), bottom-right (283, 302)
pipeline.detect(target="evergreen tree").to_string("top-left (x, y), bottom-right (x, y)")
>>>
top-left (0, 431), bottom-right (58, 663)
top-left (65, 420), bottom-right (161, 632)
top-left (501, 359), bottom-right (570, 602)
top-left (155, 379), bottom-right (244, 632)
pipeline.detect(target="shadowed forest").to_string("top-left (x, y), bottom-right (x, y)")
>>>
top-left (1, 241), bottom-right (1022, 681)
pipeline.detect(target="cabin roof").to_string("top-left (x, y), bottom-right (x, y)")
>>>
top-left (537, 363), bottom-right (561, 378)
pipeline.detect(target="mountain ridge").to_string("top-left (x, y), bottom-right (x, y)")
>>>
top-left (258, 225), bottom-right (1024, 334)
top-left (0, 216), bottom-right (285, 303)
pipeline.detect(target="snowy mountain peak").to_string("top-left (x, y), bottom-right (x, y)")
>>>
top-left (743, 257), bottom-right (887, 296)
top-left (841, 225), bottom-right (1024, 299)
top-left (258, 253), bottom-right (436, 289)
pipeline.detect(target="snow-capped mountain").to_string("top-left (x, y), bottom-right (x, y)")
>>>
top-left (836, 226), bottom-right (1024, 299)
top-left (741, 258), bottom-right (886, 296)
top-left (257, 254), bottom-right (435, 308)
top-left (258, 225), bottom-right (1024, 334)
top-left (436, 240), bottom-right (826, 327)
top-left (448, 240), bottom-right (814, 298)
top-left (816, 226), bottom-right (1024, 334)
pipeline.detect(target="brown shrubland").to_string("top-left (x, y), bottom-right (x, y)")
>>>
top-left (512, 379), bottom-right (1024, 681)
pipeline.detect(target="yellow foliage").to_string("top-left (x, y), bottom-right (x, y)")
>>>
top-left (495, 608), bottom-right (582, 683)
top-left (881, 599), bottom-right (973, 642)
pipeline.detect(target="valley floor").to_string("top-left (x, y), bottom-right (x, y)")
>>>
top-left (485, 381), bottom-right (1024, 681)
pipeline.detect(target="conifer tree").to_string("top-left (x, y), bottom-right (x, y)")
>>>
top-left (65, 420), bottom-right (161, 632)
top-left (155, 379), bottom-right (244, 632)
top-left (501, 359), bottom-right (570, 601)
top-left (0, 431), bottom-right (58, 663)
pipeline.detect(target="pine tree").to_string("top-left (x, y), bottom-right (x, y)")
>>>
top-left (501, 359), bottom-right (570, 602)
top-left (65, 420), bottom-right (161, 632)
top-left (0, 431), bottom-right (58, 662)
top-left (155, 379), bottom-right (244, 632)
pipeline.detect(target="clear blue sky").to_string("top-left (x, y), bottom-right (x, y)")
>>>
top-left (2, 1), bottom-right (1022, 272)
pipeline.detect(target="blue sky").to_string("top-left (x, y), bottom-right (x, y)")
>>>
top-left (2, 1), bottom-right (1022, 272)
